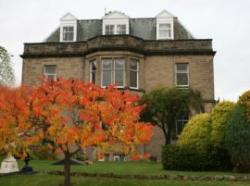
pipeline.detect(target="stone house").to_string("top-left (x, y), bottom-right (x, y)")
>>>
top-left (21, 10), bottom-right (215, 161)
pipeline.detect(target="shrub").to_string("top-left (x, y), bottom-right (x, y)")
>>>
top-left (178, 113), bottom-right (211, 153)
top-left (225, 106), bottom-right (250, 172)
top-left (210, 101), bottom-right (235, 148)
top-left (210, 101), bottom-right (235, 170)
top-left (238, 90), bottom-right (250, 123)
top-left (177, 110), bottom-right (233, 170)
top-left (162, 145), bottom-right (214, 171)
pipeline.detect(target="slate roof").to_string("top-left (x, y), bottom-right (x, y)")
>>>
top-left (45, 17), bottom-right (194, 42)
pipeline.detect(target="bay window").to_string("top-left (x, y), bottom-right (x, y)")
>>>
top-left (129, 59), bottom-right (139, 89)
top-left (114, 59), bottom-right (125, 87)
top-left (102, 59), bottom-right (112, 87)
top-left (101, 58), bottom-right (125, 88)
top-left (90, 60), bottom-right (97, 83)
top-left (99, 58), bottom-right (139, 89)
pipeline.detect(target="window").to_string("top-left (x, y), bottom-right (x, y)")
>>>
top-left (129, 59), bottom-right (139, 89)
top-left (159, 23), bottom-right (172, 39)
top-left (175, 116), bottom-right (188, 136)
top-left (176, 63), bottom-right (189, 87)
top-left (90, 60), bottom-right (97, 84)
top-left (117, 25), bottom-right (126, 35)
top-left (114, 59), bottom-right (125, 87)
top-left (105, 25), bottom-right (115, 35)
top-left (101, 58), bottom-right (125, 87)
top-left (62, 26), bottom-right (74, 41)
top-left (102, 59), bottom-right (112, 87)
top-left (44, 65), bottom-right (56, 81)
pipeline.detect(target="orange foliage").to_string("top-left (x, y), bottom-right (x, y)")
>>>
top-left (0, 78), bottom-right (153, 159)
top-left (130, 152), bottom-right (151, 161)
top-left (0, 85), bottom-right (38, 157)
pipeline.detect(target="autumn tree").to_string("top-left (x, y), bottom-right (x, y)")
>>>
top-left (0, 46), bottom-right (15, 86)
top-left (141, 87), bottom-right (203, 144)
top-left (29, 78), bottom-right (153, 186)
top-left (0, 85), bottom-right (38, 157)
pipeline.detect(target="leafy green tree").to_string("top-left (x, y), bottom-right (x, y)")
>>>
top-left (0, 46), bottom-right (15, 86)
top-left (225, 106), bottom-right (250, 172)
top-left (141, 87), bottom-right (203, 144)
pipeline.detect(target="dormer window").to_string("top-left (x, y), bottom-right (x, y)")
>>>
top-left (117, 25), bottom-right (126, 35)
top-left (59, 13), bottom-right (77, 42)
top-left (102, 11), bottom-right (129, 35)
top-left (105, 25), bottom-right (115, 35)
top-left (159, 23), bottom-right (172, 38)
top-left (156, 10), bottom-right (174, 40)
top-left (62, 26), bottom-right (74, 41)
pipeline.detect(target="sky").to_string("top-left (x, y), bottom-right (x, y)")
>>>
top-left (0, 0), bottom-right (249, 101)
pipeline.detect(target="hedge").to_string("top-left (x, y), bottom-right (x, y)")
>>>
top-left (162, 145), bottom-right (218, 171)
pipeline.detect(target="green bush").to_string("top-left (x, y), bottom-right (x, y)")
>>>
top-left (178, 113), bottom-right (211, 153)
top-left (162, 145), bottom-right (215, 171)
top-left (210, 101), bottom-right (235, 148)
top-left (177, 107), bottom-right (234, 171)
top-left (238, 90), bottom-right (250, 123)
top-left (225, 106), bottom-right (250, 172)
top-left (210, 101), bottom-right (235, 170)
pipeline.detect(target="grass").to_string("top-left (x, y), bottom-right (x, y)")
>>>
top-left (1, 173), bottom-right (250, 186)
top-left (0, 160), bottom-right (249, 186)
top-left (19, 160), bottom-right (250, 176)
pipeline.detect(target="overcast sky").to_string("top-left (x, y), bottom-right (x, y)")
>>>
top-left (0, 0), bottom-right (249, 101)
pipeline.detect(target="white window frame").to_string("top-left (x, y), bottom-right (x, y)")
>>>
top-left (129, 59), bottom-right (139, 90)
top-left (101, 58), bottom-right (126, 88)
top-left (156, 18), bottom-right (174, 40)
top-left (175, 63), bottom-right (189, 88)
top-left (116, 24), bottom-right (126, 35)
top-left (89, 60), bottom-right (97, 83)
top-left (59, 13), bottom-right (77, 42)
top-left (101, 59), bottom-right (112, 88)
top-left (105, 25), bottom-right (115, 35)
top-left (62, 26), bottom-right (74, 41)
top-left (60, 23), bottom-right (77, 42)
top-left (158, 23), bottom-right (172, 39)
top-left (43, 65), bottom-right (57, 81)
top-left (114, 58), bottom-right (125, 88)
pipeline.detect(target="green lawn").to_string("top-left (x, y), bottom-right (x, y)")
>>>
top-left (0, 160), bottom-right (249, 186)
top-left (19, 160), bottom-right (249, 176)
top-left (1, 173), bottom-right (250, 186)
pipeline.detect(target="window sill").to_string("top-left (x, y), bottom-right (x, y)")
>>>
top-left (157, 37), bottom-right (174, 40)
top-left (176, 85), bottom-right (189, 89)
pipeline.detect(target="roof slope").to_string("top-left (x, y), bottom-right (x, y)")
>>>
top-left (45, 17), bottom-right (194, 42)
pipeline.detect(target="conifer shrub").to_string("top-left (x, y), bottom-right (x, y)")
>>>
top-left (225, 106), bottom-right (250, 172)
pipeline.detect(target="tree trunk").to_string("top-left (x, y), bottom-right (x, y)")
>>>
top-left (162, 128), bottom-right (171, 145)
top-left (64, 153), bottom-right (71, 186)
top-left (162, 123), bottom-right (171, 145)
top-left (165, 134), bottom-right (171, 145)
